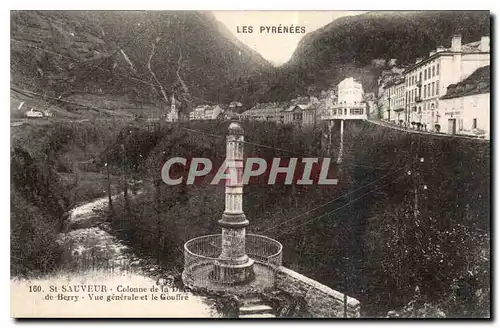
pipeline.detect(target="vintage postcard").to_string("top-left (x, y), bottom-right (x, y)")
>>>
top-left (10, 10), bottom-right (490, 318)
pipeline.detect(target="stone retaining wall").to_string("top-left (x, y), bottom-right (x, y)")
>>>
top-left (276, 266), bottom-right (360, 318)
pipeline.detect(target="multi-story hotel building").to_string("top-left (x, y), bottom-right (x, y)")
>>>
top-left (381, 77), bottom-right (405, 124)
top-left (338, 77), bottom-right (363, 104)
top-left (403, 34), bottom-right (490, 131)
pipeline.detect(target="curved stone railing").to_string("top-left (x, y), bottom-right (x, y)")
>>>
top-left (183, 234), bottom-right (283, 289)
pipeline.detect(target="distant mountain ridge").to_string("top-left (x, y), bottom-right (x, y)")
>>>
top-left (220, 11), bottom-right (490, 106)
top-left (288, 11), bottom-right (490, 68)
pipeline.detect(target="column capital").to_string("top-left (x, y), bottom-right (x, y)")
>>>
top-left (219, 213), bottom-right (248, 228)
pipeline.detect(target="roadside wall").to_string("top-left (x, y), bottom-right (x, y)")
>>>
top-left (276, 266), bottom-right (361, 318)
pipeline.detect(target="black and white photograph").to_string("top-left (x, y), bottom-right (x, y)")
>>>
top-left (10, 9), bottom-right (491, 319)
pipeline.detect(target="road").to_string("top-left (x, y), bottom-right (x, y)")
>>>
top-left (367, 118), bottom-right (489, 142)
top-left (10, 118), bottom-right (93, 127)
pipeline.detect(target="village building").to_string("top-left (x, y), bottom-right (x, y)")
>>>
top-left (403, 34), bottom-right (490, 131)
top-left (240, 102), bottom-right (284, 123)
top-left (204, 105), bottom-right (222, 120)
top-left (438, 65), bottom-right (490, 139)
top-left (24, 107), bottom-right (45, 118)
top-left (283, 103), bottom-right (313, 126)
top-left (218, 108), bottom-right (240, 120)
top-left (228, 101), bottom-right (244, 112)
top-left (283, 96), bottom-right (321, 126)
top-left (189, 105), bottom-right (207, 120)
top-left (189, 104), bottom-right (223, 120)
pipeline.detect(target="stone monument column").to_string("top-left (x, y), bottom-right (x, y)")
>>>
top-left (212, 122), bottom-right (255, 284)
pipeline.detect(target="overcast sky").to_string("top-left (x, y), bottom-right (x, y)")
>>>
top-left (213, 11), bottom-right (365, 65)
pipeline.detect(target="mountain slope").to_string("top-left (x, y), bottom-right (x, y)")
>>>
top-left (10, 10), bottom-right (271, 114)
top-left (289, 11), bottom-right (490, 68)
top-left (224, 11), bottom-right (490, 105)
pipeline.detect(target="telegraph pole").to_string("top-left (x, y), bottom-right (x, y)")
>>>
top-left (413, 151), bottom-right (419, 220)
top-left (387, 92), bottom-right (391, 122)
top-left (105, 161), bottom-right (113, 213)
top-left (409, 133), bottom-right (427, 295)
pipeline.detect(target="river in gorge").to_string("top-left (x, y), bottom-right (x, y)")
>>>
top-left (10, 193), bottom-right (222, 318)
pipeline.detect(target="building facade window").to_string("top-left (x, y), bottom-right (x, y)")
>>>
top-left (424, 70), bottom-right (427, 80)
top-left (436, 81), bottom-right (439, 95)
top-left (437, 63), bottom-right (440, 75)
top-left (431, 82), bottom-right (435, 96)
top-left (419, 72), bottom-right (422, 82)
top-left (424, 85), bottom-right (427, 98)
top-left (432, 66), bottom-right (435, 77)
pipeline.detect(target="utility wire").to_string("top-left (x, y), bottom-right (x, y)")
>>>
top-left (253, 166), bottom-right (407, 233)
top-left (274, 173), bottom-right (407, 237)
top-left (177, 125), bottom-right (395, 171)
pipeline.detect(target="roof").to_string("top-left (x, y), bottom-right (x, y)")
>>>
top-left (243, 102), bottom-right (286, 115)
top-left (284, 104), bottom-right (316, 112)
top-left (206, 105), bottom-right (221, 110)
top-left (338, 77), bottom-right (362, 86)
top-left (384, 77), bottom-right (405, 89)
top-left (194, 105), bottom-right (211, 110)
top-left (440, 65), bottom-right (490, 100)
top-left (460, 40), bottom-right (485, 54)
top-left (404, 40), bottom-right (489, 74)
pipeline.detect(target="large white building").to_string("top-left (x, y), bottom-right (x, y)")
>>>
top-left (189, 105), bottom-right (222, 120)
top-left (438, 65), bottom-right (490, 139)
top-left (338, 77), bottom-right (364, 104)
top-left (403, 34), bottom-right (490, 131)
top-left (322, 77), bottom-right (367, 121)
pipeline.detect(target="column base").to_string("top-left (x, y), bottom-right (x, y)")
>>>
top-left (210, 258), bottom-right (255, 285)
